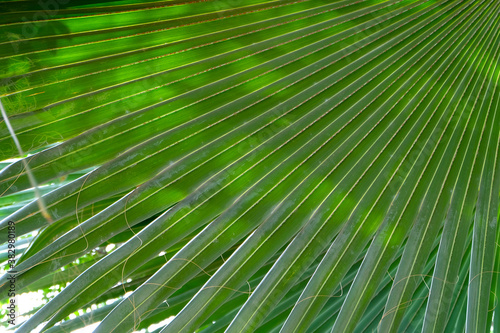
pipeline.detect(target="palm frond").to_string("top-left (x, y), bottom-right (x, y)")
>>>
top-left (0, 0), bottom-right (499, 332)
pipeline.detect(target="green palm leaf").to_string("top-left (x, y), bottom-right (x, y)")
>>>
top-left (0, 0), bottom-right (498, 332)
